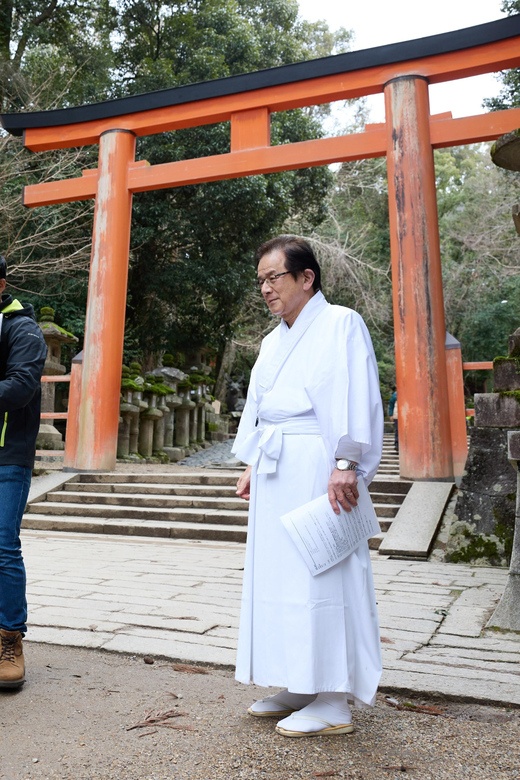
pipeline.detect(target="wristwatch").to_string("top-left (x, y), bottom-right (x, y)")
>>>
top-left (335, 458), bottom-right (357, 471)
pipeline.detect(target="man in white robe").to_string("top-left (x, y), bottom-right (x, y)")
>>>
top-left (233, 236), bottom-right (383, 737)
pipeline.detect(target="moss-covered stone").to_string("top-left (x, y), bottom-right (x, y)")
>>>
top-left (446, 520), bottom-right (507, 567)
top-left (453, 427), bottom-right (517, 567)
top-left (494, 356), bottom-right (520, 371)
top-left (498, 390), bottom-right (520, 406)
top-left (189, 373), bottom-right (206, 384)
top-left (39, 306), bottom-right (55, 322)
top-left (121, 378), bottom-right (141, 392)
top-left (39, 321), bottom-right (76, 339)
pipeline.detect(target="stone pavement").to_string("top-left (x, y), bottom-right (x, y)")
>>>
top-left (21, 529), bottom-right (520, 707)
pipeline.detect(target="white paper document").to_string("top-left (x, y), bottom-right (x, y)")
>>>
top-left (280, 479), bottom-right (380, 576)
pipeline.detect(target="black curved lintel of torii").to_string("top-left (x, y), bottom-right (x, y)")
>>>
top-left (1, 15), bottom-right (519, 136)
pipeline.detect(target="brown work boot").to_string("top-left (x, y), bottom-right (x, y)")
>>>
top-left (0, 629), bottom-right (25, 688)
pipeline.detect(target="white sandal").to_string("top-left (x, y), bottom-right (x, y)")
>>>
top-left (275, 713), bottom-right (354, 737)
top-left (248, 692), bottom-right (316, 718)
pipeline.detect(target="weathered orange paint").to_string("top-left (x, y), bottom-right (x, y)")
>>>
top-left (445, 345), bottom-right (468, 478)
top-left (40, 375), bottom-right (71, 382)
top-left (23, 174), bottom-right (96, 206)
top-left (23, 106), bottom-right (520, 209)
top-left (63, 356), bottom-right (83, 470)
top-left (462, 361), bottom-right (494, 370)
top-left (431, 106), bottom-right (520, 147)
top-left (74, 130), bottom-right (136, 471)
top-left (40, 412), bottom-right (68, 419)
top-left (22, 129), bottom-right (387, 206)
top-left (129, 130), bottom-right (387, 192)
top-left (23, 159), bottom-right (149, 207)
top-left (22, 35), bottom-right (520, 152)
top-left (231, 108), bottom-right (270, 151)
top-left (385, 76), bottom-right (453, 480)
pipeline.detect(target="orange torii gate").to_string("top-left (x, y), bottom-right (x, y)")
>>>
top-left (2, 15), bottom-right (520, 478)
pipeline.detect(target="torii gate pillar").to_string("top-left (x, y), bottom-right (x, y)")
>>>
top-left (385, 76), bottom-right (454, 480)
top-left (74, 129), bottom-right (136, 471)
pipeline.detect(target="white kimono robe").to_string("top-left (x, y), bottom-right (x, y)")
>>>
top-left (232, 291), bottom-right (384, 706)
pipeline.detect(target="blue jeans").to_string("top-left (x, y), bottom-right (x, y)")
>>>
top-left (0, 465), bottom-right (31, 634)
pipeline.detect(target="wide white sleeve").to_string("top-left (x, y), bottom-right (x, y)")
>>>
top-left (335, 435), bottom-right (363, 463)
top-left (306, 309), bottom-right (384, 484)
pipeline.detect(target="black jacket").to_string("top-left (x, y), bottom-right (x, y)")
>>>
top-left (0, 294), bottom-right (47, 469)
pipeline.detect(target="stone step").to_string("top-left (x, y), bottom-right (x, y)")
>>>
top-left (22, 514), bottom-right (248, 543)
top-left (43, 490), bottom-right (400, 519)
top-left (369, 532), bottom-right (385, 550)
top-left (370, 478), bottom-right (412, 493)
top-left (369, 491), bottom-right (407, 505)
top-left (25, 441), bottom-right (411, 544)
top-left (63, 474), bottom-right (413, 494)
top-left (22, 511), bottom-right (391, 540)
top-left (26, 501), bottom-right (249, 526)
top-left (77, 471), bottom-right (242, 486)
top-left (372, 503), bottom-right (401, 518)
top-left (48, 490), bottom-right (245, 511)
top-left (63, 482), bottom-right (239, 498)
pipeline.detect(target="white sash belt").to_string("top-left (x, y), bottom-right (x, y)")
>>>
top-left (234, 416), bottom-right (321, 475)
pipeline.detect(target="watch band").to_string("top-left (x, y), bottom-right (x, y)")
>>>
top-left (335, 458), bottom-right (357, 471)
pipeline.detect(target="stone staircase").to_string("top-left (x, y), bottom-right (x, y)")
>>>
top-left (24, 436), bottom-right (411, 548)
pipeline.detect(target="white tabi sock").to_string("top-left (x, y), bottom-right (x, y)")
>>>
top-left (249, 690), bottom-right (317, 715)
top-left (276, 692), bottom-right (353, 733)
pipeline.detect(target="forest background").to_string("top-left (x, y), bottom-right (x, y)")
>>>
top-left (1, 0), bottom-right (519, 402)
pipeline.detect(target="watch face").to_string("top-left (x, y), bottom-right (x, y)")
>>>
top-left (336, 459), bottom-right (355, 471)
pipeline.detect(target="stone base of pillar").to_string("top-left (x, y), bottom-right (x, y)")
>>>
top-left (163, 446), bottom-right (185, 462)
top-left (36, 423), bottom-right (65, 450)
top-left (487, 575), bottom-right (520, 630)
top-left (208, 431), bottom-right (230, 442)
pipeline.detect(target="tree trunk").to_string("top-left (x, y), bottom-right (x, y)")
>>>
top-left (0, 0), bottom-right (13, 63)
top-left (214, 340), bottom-right (236, 403)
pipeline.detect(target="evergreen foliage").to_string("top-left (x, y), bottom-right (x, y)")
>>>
top-left (0, 0), bottom-right (349, 368)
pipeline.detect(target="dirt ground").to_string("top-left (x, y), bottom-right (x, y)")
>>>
top-left (0, 643), bottom-right (518, 780)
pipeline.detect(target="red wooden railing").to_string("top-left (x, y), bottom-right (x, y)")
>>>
top-left (462, 361), bottom-right (493, 417)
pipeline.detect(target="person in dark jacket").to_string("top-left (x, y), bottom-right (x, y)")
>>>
top-left (0, 255), bottom-right (47, 688)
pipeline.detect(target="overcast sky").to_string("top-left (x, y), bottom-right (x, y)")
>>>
top-left (297, 0), bottom-right (508, 122)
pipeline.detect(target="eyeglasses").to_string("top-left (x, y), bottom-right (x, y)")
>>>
top-left (256, 271), bottom-right (290, 289)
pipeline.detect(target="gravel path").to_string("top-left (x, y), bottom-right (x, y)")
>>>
top-left (180, 440), bottom-right (238, 468)
top-left (1, 643), bottom-right (518, 780)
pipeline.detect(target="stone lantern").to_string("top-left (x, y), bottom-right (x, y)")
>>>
top-left (138, 376), bottom-right (163, 459)
top-left (36, 307), bottom-right (78, 450)
top-left (176, 380), bottom-right (196, 454)
top-left (117, 365), bottom-right (140, 459)
top-left (152, 356), bottom-right (185, 461)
